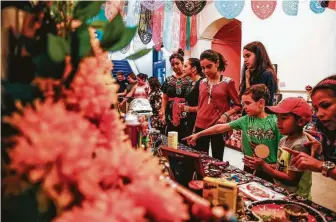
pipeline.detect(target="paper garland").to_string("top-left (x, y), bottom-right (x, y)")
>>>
top-left (282, 0), bottom-right (299, 16)
top-left (310, 0), bottom-right (325, 14)
top-left (175, 0), bottom-right (207, 16)
top-left (251, 0), bottom-right (277, 20)
top-left (138, 5), bottom-right (153, 44)
top-left (126, 0), bottom-right (141, 27)
top-left (152, 6), bottom-right (164, 51)
top-left (140, 0), bottom-right (165, 11)
top-left (190, 16), bottom-right (197, 47)
top-left (171, 7), bottom-right (181, 52)
top-left (133, 32), bottom-right (146, 52)
top-left (179, 13), bottom-right (187, 50)
top-left (214, 0), bottom-right (245, 19)
top-left (120, 44), bottom-right (130, 54)
top-left (105, 0), bottom-right (124, 21)
top-left (163, 1), bottom-right (174, 53)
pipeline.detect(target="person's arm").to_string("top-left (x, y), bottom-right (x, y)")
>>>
top-left (117, 88), bottom-right (127, 97)
top-left (120, 84), bottom-right (136, 105)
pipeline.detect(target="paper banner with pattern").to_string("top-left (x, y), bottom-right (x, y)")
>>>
top-left (152, 6), bottom-right (164, 51)
top-left (310, 0), bottom-right (325, 14)
top-left (214, 0), bottom-right (245, 19)
top-left (163, 1), bottom-right (174, 53)
top-left (105, 0), bottom-right (125, 21)
top-left (171, 7), bottom-right (181, 52)
top-left (140, 0), bottom-right (165, 11)
top-left (282, 0), bottom-right (299, 16)
top-left (126, 0), bottom-right (141, 27)
top-left (251, 0), bottom-right (277, 20)
top-left (175, 0), bottom-right (206, 16)
top-left (138, 5), bottom-right (153, 44)
top-left (190, 15), bottom-right (197, 47)
top-left (133, 32), bottom-right (146, 52)
top-left (120, 44), bottom-right (130, 54)
top-left (179, 13), bottom-right (187, 50)
top-left (186, 16), bottom-right (191, 50)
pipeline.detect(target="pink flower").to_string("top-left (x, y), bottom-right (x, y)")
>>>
top-left (54, 191), bottom-right (146, 222)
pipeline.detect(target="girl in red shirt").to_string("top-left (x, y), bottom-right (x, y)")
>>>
top-left (194, 50), bottom-right (242, 160)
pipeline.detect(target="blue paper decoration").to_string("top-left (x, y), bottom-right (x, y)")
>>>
top-left (310, 0), bottom-right (325, 14)
top-left (126, 0), bottom-right (141, 27)
top-left (282, 0), bottom-right (299, 16)
top-left (214, 0), bottom-right (245, 19)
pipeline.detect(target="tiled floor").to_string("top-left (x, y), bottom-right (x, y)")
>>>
top-left (209, 146), bottom-right (336, 212)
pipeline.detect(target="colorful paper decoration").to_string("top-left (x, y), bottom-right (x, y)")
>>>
top-left (152, 6), bottom-right (164, 51)
top-left (310, 0), bottom-right (325, 14)
top-left (251, 0), bottom-right (277, 20)
top-left (140, 0), bottom-right (165, 11)
top-left (282, 0), bottom-right (299, 16)
top-left (163, 1), bottom-right (174, 52)
top-left (186, 16), bottom-right (191, 50)
top-left (190, 15), bottom-right (197, 47)
top-left (214, 0), bottom-right (245, 19)
top-left (138, 5), bottom-right (153, 44)
top-left (133, 32), bottom-right (146, 52)
top-left (126, 0), bottom-right (141, 27)
top-left (105, 0), bottom-right (124, 21)
top-left (179, 13), bottom-right (187, 50)
top-left (175, 0), bottom-right (206, 16)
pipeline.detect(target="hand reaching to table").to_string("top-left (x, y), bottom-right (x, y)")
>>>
top-left (182, 133), bottom-right (199, 146)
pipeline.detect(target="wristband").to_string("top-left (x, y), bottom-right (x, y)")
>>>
top-left (222, 113), bottom-right (229, 119)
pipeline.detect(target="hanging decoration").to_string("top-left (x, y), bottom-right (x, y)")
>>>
top-left (120, 44), bottom-right (130, 54)
top-left (190, 15), bottom-right (197, 47)
top-left (126, 0), bottom-right (141, 27)
top-left (310, 0), bottom-right (325, 14)
top-left (133, 32), bottom-right (146, 52)
top-left (179, 13), bottom-right (187, 50)
top-left (163, 1), bottom-right (174, 52)
top-left (105, 0), bottom-right (125, 21)
top-left (251, 0), bottom-right (277, 20)
top-left (186, 16), bottom-right (191, 50)
top-left (138, 5), bottom-right (153, 44)
top-left (214, 0), bottom-right (245, 19)
top-left (140, 0), bottom-right (165, 11)
top-left (175, 0), bottom-right (206, 16)
top-left (171, 6), bottom-right (181, 52)
top-left (152, 6), bottom-right (164, 51)
top-left (282, 0), bottom-right (299, 16)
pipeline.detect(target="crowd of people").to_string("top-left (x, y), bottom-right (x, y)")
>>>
top-left (115, 41), bottom-right (336, 199)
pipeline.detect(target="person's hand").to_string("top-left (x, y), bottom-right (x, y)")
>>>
top-left (282, 148), bottom-right (323, 172)
top-left (159, 110), bottom-right (166, 124)
top-left (304, 137), bottom-right (322, 157)
top-left (245, 69), bottom-right (250, 80)
top-left (182, 133), bottom-right (199, 146)
top-left (243, 156), bottom-right (265, 170)
top-left (217, 115), bottom-right (228, 124)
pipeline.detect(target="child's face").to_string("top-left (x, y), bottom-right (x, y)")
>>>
top-left (276, 113), bottom-right (300, 135)
top-left (243, 49), bottom-right (256, 70)
top-left (312, 89), bottom-right (336, 131)
top-left (201, 58), bottom-right (218, 78)
top-left (170, 58), bottom-right (184, 75)
top-left (242, 93), bottom-right (264, 116)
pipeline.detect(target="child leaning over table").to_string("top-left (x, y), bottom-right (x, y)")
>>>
top-left (184, 84), bottom-right (281, 182)
top-left (244, 97), bottom-right (313, 199)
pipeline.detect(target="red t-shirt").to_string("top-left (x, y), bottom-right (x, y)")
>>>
top-left (195, 77), bottom-right (242, 129)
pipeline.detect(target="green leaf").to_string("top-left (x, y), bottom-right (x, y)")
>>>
top-left (47, 34), bottom-right (70, 62)
top-left (71, 24), bottom-right (91, 64)
top-left (100, 14), bottom-right (137, 52)
top-left (89, 20), bottom-right (108, 30)
top-left (126, 48), bottom-right (153, 60)
top-left (73, 1), bottom-right (102, 21)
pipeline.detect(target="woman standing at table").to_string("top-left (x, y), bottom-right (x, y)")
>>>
top-left (284, 74), bottom-right (336, 180)
top-left (240, 41), bottom-right (278, 105)
top-left (159, 49), bottom-right (192, 141)
top-left (119, 73), bottom-right (149, 107)
top-left (193, 50), bottom-right (242, 160)
top-left (148, 77), bottom-right (166, 134)
top-left (180, 58), bottom-right (204, 137)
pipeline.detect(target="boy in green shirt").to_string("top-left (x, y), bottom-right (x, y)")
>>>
top-left (184, 84), bottom-right (281, 182)
top-left (244, 97), bottom-right (313, 199)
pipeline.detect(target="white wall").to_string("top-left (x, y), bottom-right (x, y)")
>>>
top-left (194, 1), bottom-right (336, 97)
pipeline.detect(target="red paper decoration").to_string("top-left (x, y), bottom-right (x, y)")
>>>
top-left (190, 16), bottom-right (197, 47)
top-left (179, 13), bottom-right (187, 50)
top-left (251, 0), bottom-right (277, 20)
top-left (152, 6), bottom-right (164, 51)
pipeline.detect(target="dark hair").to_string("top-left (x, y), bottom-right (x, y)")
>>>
top-left (116, 71), bottom-right (124, 76)
top-left (242, 41), bottom-right (278, 91)
top-left (169, 48), bottom-right (184, 63)
top-left (128, 72), bottom-right (136, 80)
top-left (311, 74), bottom-right (336, 97)
top-left (137, 73), bottom-right (148, 81)
top-left (188, 58), bottom-right (204, 77)
top-left (243, 84), bottom-right (270, 103)
top-left (148, 77), bottom-right (161, 91)
top-left (200, 50), bottom-right (227, 72)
